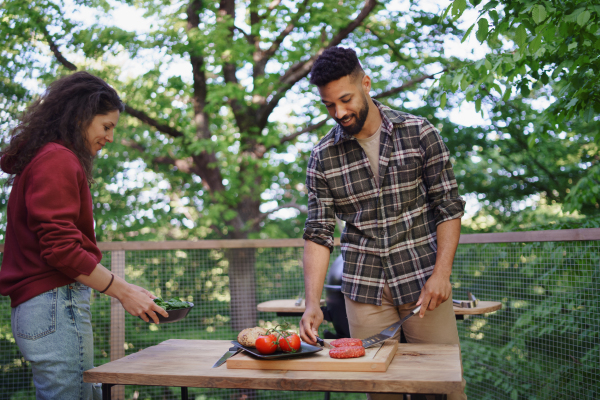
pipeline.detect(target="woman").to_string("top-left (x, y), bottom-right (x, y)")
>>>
top-left (0, 71), bottom-right (169, 399)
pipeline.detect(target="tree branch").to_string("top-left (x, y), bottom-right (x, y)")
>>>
top-left (260, 0), bottom-right (310, 62)
top-left (234, 24), bottom-right (254, 45)
top-left (373, 71), bottom-right (445, 99)
top-left (256, 0), bottom-right (378, 128)
top-left (253, 199), bottom-right (307, 228)
top-left (279, 0), bottom-right (378, 86)
top-left (278, 119), bottom-right (329, 146)
top-left (364, 24), bottom-right (410, 63)
top-left (41, 26), bottom-right (76, 71)
top-left (123, 104), bottom-right (184, 138)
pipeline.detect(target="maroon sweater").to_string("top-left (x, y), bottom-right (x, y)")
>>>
top-left (0, 142), bottom-right (102, 307)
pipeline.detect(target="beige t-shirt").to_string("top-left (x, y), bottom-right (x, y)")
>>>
top-left (356, 124), bottom-right (382, 187)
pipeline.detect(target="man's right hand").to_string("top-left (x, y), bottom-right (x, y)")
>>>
top-left (300, 304), bottom-right (324, 345)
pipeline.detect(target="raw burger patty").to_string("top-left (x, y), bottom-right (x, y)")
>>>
top-left (329, 346), bottom-right (366, 359)
top-left (330, 338), bottom-right (363, 347)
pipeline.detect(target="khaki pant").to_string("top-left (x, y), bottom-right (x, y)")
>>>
top-left (344, 282), bottom-right (467, 400)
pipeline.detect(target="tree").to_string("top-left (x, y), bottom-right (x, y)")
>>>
top-left (0, 0), bottom-right (463, 329)
top-left (435, 0), bottom-right (600, 217)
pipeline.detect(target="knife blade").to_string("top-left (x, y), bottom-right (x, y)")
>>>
top-left (211, 346), bottom-right (242, 368)
top-left (361, 305), bottom-right (421, 348)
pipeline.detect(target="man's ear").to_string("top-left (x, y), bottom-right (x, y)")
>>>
top-left (361, 74), bottom-right (372, 95)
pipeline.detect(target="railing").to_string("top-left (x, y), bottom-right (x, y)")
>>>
top-left (0, 228), bottom-right (598, 400)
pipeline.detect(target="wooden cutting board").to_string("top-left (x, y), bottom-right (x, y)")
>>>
top-left (226, 340), bottom-right (398, 372)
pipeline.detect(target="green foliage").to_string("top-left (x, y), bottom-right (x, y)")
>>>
top-left (0, 0), bottom-right (467, 240)
top-left (438, 0), bottom-right (600, 219)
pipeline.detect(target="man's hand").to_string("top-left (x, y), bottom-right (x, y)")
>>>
top-left (300, 304), bottom-right (324, 345)
top-left (415, 271), bottom-right (452, 318)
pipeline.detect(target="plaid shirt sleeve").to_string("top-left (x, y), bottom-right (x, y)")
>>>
top-left (303, 147), bottom-right (336, 252)
top-left (420, 119), bottom-right (465, 225)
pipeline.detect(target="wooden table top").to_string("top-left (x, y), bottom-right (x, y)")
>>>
top-left (84, 339), bottom-right (463, 394)
top-left (257, 299), bottom-right (502, 315)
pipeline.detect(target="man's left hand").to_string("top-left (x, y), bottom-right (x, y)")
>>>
top-left (415, 271), bottom-right (452, 318)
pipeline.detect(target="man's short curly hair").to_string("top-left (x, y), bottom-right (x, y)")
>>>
top-left (309, 47), bottom-right (364, 87)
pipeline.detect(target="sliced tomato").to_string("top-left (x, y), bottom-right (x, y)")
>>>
top-left (255, 334), bottom-right (278, 355)
top-left (278, 333), bottom-right (301, 353)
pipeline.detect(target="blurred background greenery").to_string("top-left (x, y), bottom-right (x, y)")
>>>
top-left (0, 0), bottom-right (599, 398)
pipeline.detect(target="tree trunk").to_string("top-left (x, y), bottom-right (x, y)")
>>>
top-left (226, 247), bottom-right (258, 332)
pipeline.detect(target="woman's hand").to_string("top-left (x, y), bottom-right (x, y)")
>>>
top-left (75, 264), bottom-right (169, 323)
top-left (117, 283), bottom-right (169, 323)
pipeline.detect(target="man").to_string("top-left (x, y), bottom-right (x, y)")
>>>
top-left (299, 47), bottom-right (467, 400)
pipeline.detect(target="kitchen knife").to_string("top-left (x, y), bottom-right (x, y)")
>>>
top-left (211, 346), bottom-right (242, 368)
top-left (315, 336), bottom-right (334, 349)
top-left (361, 305), bottom-right (421, 348)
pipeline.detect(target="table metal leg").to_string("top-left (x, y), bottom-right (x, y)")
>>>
top-left (181, 387), bottom-right (189, 400)
top-left (102, 383), bottom-right (113, 400)
top-left (324, 391), bottom-right (330, 400)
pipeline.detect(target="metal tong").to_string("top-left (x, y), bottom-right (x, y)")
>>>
top-left (452, 291), bottom-right (479, 308)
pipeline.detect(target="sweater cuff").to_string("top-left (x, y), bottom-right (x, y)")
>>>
top-left (49, 252), bottom-right (99, 279)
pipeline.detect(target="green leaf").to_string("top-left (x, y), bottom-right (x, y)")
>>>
top-left (489, 10), bottom-right (499, 24)
top-left (584, 106), bottom-right (595, 123)
top-left (515, 25), bottom-right (527, 47)
top-left (452, 0), bottom-right (467, 18)
top-left (476, 18), bottom-right (489, 42)
top-left (484, 58), bottom-right (492, 70)
top-left (462, 23), bottom-right (476, 43)
top-left (532, 5), bottom-right (547, 24)
top-left (482, 1), bottom-right (499, 12)
top-left (441, 3), bottom-right (453, 21)
top-left (460, 75), bottom-right (470, 91)
top-left (529, 35), bottom-right (542, 54)
top-left (566, 98), bottom-right (578, 109)
top-left (475, 97), bottom-right (482, 112)
top-left (440, 92), bottom-right (447, 109)
top-left (566, 8), bottom-right (585, 22)
top-left (577, 11), bottom-right (591, 26)
top-left (452, 72), bottom-right (464, 88)
top-left (527, 134), bottom-right (536, 149)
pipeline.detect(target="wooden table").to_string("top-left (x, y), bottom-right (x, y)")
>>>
top-left (257, 299), bottom-right (502, 316)
top-left (84, 339), bottom-right (463, 400)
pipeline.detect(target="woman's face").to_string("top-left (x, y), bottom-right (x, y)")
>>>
top-left (85, 110), bottom-right (120, 155)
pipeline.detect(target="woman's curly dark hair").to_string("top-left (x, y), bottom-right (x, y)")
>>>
top-left (309, 47), bottom-right (364, 87)
top-left (1, 71), bottom-right (124, 185)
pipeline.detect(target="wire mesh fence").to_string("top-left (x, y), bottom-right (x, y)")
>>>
top-left (0, 236), bottom-right (598, 399)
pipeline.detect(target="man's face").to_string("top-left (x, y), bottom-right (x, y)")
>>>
top-left (318, 74), bottom-right (370, 136)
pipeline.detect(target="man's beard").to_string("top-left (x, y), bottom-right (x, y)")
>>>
top-left (335, 94), bottom-right (369, 136)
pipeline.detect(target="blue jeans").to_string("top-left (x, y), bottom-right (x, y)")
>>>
top-left (12, 282), bottom-right (102, 400)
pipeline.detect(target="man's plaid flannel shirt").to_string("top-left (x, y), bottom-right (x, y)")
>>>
top-left (303, 101), bottom-right (465, 306)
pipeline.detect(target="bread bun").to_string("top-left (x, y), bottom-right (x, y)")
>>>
top-left (237, 327), bottom-right (267, 347)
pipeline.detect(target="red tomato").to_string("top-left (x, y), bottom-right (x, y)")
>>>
top-left (278, 333), bottom-right (301, 353)
top-left (255, 335), bottom-right (277, 355)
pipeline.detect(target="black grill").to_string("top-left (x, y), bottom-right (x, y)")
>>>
top-left (321, 255), bottom-right (351, 339)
